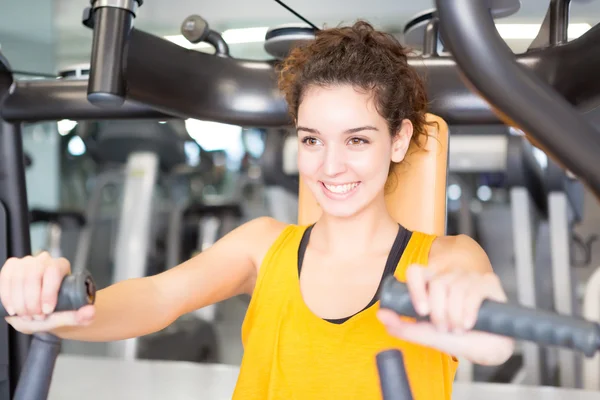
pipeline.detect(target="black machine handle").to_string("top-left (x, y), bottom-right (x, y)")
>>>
top-left (0, 271), bottom-right (97, 318)
top-left (87, 0), bottom-right (143, 107)
top-left (180, 15), bottom-right (230, 57)
top-left (6, 271), bottom-right (96, 400)
top-left (379, 276), bottom-right (600, 357)
top-left (377, 349), bottom-right (414, 400)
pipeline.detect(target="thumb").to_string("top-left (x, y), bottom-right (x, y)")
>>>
top-left (42, 306), bottom-right (95, 329)
top-left (73, 305), bottom-right (95, 325)
top-left (5, 306), bottom-right (95, 333)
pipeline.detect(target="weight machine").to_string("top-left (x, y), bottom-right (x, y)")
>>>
top-left (2, 0), bottom-right (600, 398)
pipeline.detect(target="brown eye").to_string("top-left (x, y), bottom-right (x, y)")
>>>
top-left (348, 137), bottom-right (368, 145)
top-left (302, 137), bottom-right (320, 146)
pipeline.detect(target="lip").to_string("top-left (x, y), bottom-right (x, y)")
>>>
top-left (320, 181), bottom-right (361, 200)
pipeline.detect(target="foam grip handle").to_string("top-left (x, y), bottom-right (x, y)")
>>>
top-left (379, 276), bottom-right (600, 357)
top-left (376, 349), bottom-right (413, 400)
top-left (0, 271), bottom-right (96, 318)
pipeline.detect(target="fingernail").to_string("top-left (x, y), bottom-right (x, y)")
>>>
top-left (6, 308), bottom-right (14, 316)
top-left (418, 302), bottom-right (429, 315)
top-left (21, 316), bottom-right (32, 321)
top-left (42, 304), bottom-right (52, 314)
top-left (33, 314), bottom-right (46, 321)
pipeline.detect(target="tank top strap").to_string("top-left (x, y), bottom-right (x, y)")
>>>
top-left (393, 230), bottom-right (438, 282)
top-left (241, 224), bottom-right (307, 343)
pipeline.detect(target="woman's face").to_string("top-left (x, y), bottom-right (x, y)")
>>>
top-left (296, 84), bottom-right (412, 218)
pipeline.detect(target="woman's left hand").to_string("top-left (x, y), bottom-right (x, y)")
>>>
top-left (376, 264), bottom-right (515, 366)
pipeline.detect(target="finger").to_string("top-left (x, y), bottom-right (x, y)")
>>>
top-left (35, 251), bottom-right (52, 262)
top-left (6, 310), bottom-right (83, 334)
top-left (0, 258), bottom-right (17, 316)
top-left (23, 260), bottom-right (45, 316)
top-left (482, 273), bottom-right (507, 302)
top-left (377, 309), bottom-right (406, 329)
top-left (427, 271), bottom-right (461, 333)
top-left (378, 309), bottom-right (453, 349)
top-left (447, 273), bottom-right (477, 334)
top-left (462, 278), bottom-right (487, 331)
top-left (463, 274), bottom-right (505, 330)
top-left (11, 257), bottom-right (30, 316)
top-left (41, 258), bottom-right (70, 315)
top-left (75, 305), bottom-right (95, 325)
top-left (405, 265), bottom-right (431, 315)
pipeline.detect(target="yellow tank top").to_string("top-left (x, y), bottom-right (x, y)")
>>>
top-left (233, 224), bottom-right (458, 399)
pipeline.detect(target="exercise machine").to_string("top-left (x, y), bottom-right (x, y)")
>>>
top-left (29, 209), bottom-right (86, 259)
top-left (2, 0), bottom-right (600, 398)
top-left (260, 128), bottom-right (299, 224)
top-left (64, 117), bottom-right (223, 363)
top-left (447, 131), bottom-right (562, 385)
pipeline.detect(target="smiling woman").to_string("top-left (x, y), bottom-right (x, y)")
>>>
top-left (295, 84), bottom-right (413, 218)
top-left (0, 19), bottom-right (512, 400)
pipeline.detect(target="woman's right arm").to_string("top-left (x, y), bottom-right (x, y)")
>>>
top-left (0, 216), bottom-right (287, 342)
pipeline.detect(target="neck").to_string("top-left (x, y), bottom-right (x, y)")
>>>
top-left (312, 195), bottom-right (399, 256)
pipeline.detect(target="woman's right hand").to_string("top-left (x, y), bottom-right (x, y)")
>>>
top-left (0, 252), bottom-right (95, 334)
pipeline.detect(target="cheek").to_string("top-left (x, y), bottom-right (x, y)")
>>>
top-left (347, 148), bottom-right (392, 179)
top-left (297, 150), bottom-right (321, 177)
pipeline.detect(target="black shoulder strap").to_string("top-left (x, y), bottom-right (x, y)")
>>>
top-left (297, 224), bottom-right (412, 324)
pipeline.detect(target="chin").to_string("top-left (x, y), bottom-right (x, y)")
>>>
top-left (319, 203), bottom-right (363, 218)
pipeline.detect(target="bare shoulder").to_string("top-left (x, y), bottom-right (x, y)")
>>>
top-left (228, 216), bottom-right (290, 270)
top-left (428, 234), bottom-right (493, 274)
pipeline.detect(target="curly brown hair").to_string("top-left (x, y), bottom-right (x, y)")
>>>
top-left (277, 20), bottom-right (431, 152)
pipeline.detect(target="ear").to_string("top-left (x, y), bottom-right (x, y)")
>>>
top-left (391, 119), bottom-right (413, 163)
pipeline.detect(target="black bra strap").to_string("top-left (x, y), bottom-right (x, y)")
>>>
top-left (297, 224), bottom-right (412, 324)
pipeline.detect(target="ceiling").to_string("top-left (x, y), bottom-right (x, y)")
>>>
top-left (4, 0), bottom-right (600, 71)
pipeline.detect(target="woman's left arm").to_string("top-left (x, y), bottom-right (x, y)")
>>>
top-left (377, 234), bottom-right (515, 366)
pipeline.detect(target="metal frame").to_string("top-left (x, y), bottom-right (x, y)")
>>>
top-left (583, 268), bottom-right (600, 390)
top-left (108, 152), bottom-right (159, 360)
top-left (0, 120), bottom-right (33, 398)
top-left (4, 14), bottom-right (600, 127)
top-left (509, 187), bottom-right (548, 385)
top-left (545, 159), bottom-right (584, 389)
top-left (72, 170), bottom-right (124, 274)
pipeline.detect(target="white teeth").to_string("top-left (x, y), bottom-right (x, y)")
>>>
top-left (324, 182), bottom-right (359, 194)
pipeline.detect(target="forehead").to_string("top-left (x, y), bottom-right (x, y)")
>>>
top-left (297, 84), bottom-right (384, 128)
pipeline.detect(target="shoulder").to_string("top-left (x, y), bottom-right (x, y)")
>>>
top-left (428, 234), bottom-right (493, 274)
top-left (231, 216), bottom-right (293, 270)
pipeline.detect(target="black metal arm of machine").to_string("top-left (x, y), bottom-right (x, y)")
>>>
top-left (4, 3), bottom-right (600, 128)
top-left (2, 272), bottom-right (96, 400)
top-left (376, 276), bottom-right (600, 399)
top-left (433, 0), bottom-right (600, 202)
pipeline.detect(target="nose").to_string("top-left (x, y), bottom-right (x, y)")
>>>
top-left (322, 145), bottom-right (346, 177)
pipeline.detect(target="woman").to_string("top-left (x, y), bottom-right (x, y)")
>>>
top-left (0, 21), bottom-right (513, 399)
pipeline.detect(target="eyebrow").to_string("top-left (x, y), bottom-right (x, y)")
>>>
top-left (296, 125), bottom-right (379, 134)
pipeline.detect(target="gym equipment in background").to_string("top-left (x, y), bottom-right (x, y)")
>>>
top-left (29, 209), bottom-right (86, 259)
top-left (260, 128), bottom-right (299, 224)
top-left (66, 118), bottom-right (220, 364)
top-left (448, 132), bottom-right (551, 385)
